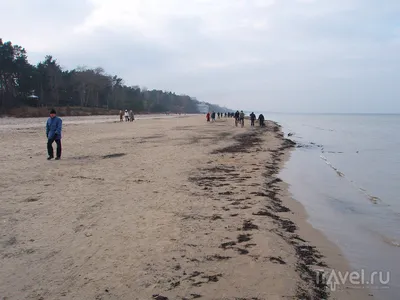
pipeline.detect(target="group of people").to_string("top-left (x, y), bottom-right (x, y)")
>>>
top-left (206, 110), bottom-right (265, 128)
top-left (206, 111), bottom-right (216, 122)
top-left (119, 109), bottom-right (135, 122)
top-left (205, 111), bottom-right (243, 121)
top-left (233, 110), bottom-right (245, 127)
top-left (249, 112), bottom-right (265, 127)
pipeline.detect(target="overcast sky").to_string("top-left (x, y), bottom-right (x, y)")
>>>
top-left (2, 0), bottom-right (400, 113)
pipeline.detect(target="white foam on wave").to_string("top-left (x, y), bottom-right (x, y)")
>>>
top-left (366, 228), bottom-right (400, 249)
top-left (380, 235), bottom-right (400, 248)
top-left (319, 155), bottom-right (382, 204)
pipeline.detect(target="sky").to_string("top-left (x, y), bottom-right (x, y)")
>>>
top-left (1, 0), bottom-right (400, 113)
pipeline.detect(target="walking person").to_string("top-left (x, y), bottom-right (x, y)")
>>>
top-left (211, 111), bottom-right (216, 122)
top-left (206, 112), bottom-right (211, 122)
top-left (250, 112), bottom-right (256, 127)
top-left (258, 113), bottom-right (265, 127)
top-left (119, 110), bottom-right (123, 122)
top-left (124, 109), bottom-right (129, 122)
top-left (234, 110), bottom-right (240, 127)
top-left (46, 109), bottom-right (62, 160)
top-left (239, 110), bottom-right (245, 128)
top-left (129, 110), bottom-right (134, 122)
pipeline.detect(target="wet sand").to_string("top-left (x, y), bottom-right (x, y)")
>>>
top-left (0, 116), bottom-right (370, 299)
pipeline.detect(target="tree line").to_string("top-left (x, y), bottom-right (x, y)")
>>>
top-left (0, 39), bottom-right (229, 114)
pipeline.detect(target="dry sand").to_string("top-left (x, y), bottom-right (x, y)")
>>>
top-left (0, 116), bottom-right (371, 300)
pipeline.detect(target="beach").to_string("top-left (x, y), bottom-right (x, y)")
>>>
top-left (0, 115), bottom-right (370, 300)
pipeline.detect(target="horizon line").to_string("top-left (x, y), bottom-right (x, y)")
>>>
top-left (246, 111), bottom-right (400, 115)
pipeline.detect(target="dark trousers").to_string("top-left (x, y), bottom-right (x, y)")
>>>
top-left (48, 138), bottom-right (62, 158)
top-left (251, 119), bottom-right (255, 126)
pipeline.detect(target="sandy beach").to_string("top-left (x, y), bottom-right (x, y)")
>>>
top-left (0, 115), bottom-right (371, 300)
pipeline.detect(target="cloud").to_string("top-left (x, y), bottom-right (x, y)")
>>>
top-left (1, 0), bottom-right (400, 112)
top-left (1, 0), bottom-right (93, 52)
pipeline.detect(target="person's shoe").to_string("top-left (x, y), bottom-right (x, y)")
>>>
top-left (55, 157), bottom-right (61, 160)
top-left (47, 156), bottom-right (53, 160)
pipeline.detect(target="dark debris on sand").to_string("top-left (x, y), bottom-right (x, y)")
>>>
top-left (220, 241), bottom-right (237, 249)
top-left (256, 131), bottom-right (329, 299)
top-left (268, 256), bottom-right (286, 265)
top-left (237, 234), bottom-right (252, 243)
top-left (102, 153), bottom-right (126, 159)
top-left (205, 254), bottom-right (231, 261)
top-left (202, 274), bottom-right (222, 282)
top-left (212, 131), bottom-right (262, 154)
top-left (185, 123), bottom-right (328, 299)
top-left (153, 295), bottom-right (169, 300)
top-left (241, 220), bottom-right (259, 231)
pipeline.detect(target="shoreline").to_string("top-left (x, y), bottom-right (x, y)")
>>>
top-left (0, 116), bottom-right (370, 299)
top-left (277, 148), bottom-right (374, 300)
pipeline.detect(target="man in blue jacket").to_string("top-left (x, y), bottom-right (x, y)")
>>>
top-left (46, 109), bottom-right (62, 160)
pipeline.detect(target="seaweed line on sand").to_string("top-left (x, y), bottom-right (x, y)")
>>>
top-left (211, 131), bottom-right (263, 154)
top-left (259, 131), bottom-right (330, 299)
top-left (188, 124), bottom-right (329, 299)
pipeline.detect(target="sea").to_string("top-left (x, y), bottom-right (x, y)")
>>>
top-left (262, 113), bottom-right (400, 300)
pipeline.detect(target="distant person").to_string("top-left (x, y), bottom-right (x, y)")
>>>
top-left (206, 112), bottom-right (211, 122)
top-left (258, 114), bottom-right (265, 127)
top-left (225, 112), bottom-right (227, 118)
top-left (211, 111), bottom-right (216, 122)
top-left (119, 110), bottom-right (123, 122)
top-left (124, 109), bottom-right (129, 122)
top-left (239, 110), bottom-right (245, 128)
top-left (234, 110), bottom-right (240, 126)
top-left (129, 110), bottom-right (134, 122)
top-left (250, 112), bottom-right (256, 127)
top-left (46, 109), bottom-right (62, 160)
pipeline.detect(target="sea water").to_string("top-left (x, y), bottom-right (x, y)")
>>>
top-left (265, 113), bottom-right (400, 300)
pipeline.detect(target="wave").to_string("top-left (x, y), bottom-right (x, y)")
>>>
top-left (376, 232), bottom-right (400, 248)
top-left (319, 155), bottom-right (382, 204)
top-left (387, 240), bottom-right (400, 247)
top-left (365, 228), bottom-right (400, 248)
top-left (319, 155), bottom-right (345, 177)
